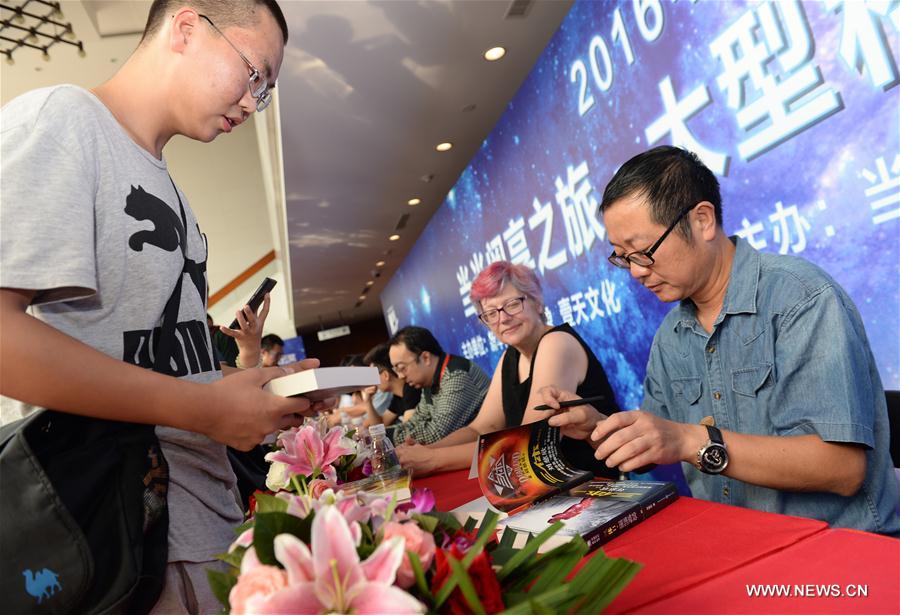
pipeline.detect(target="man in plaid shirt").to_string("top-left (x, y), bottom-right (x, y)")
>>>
top-left (388, 326), bottom-right (490, 445)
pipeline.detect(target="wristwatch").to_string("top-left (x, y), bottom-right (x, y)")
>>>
top-left (697, 424), bottom-right (728, 474)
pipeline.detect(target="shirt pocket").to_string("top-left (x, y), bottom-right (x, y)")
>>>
top-left (732, 363), bottom-right (773, 397)
top-left (670, 376), bottom-right (702, 405)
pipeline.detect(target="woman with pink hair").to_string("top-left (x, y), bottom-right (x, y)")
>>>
top-left (396, 260), bottom-right (619, 476)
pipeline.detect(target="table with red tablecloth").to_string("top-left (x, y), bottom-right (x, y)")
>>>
top-left (414, 469), bottom-right (899, 614)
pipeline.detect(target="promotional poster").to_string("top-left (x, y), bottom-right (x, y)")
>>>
top-left (381, 0), bottom-right (900, 413)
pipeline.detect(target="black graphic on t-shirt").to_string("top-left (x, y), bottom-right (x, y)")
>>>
top-left (123, 320), bottom-right (215, 375)
top-left (125, 185), bottom-right (186, 253)
top-left (123, 185), bottom-right (214, 376)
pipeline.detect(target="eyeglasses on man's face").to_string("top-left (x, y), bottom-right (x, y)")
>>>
top-left (199, 14), bottom-right (272, 112)
top-left (607, 203), bottom-right (697, 269)
top-left (478, 296), bottom-right (527, 325)
top-left (391, 353), bottom-right (422, 375)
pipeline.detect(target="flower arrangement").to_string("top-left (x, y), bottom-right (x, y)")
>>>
top-left (209, 424), bottom-right (642, 614)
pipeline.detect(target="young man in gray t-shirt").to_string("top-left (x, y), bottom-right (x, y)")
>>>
top-left (0, 1), bottom-right (320, 611)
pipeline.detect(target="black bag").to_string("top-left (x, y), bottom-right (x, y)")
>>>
top-left (0, 413), bottom-right (169, 614)
top-left (0, 179), bottom-right (197, 613)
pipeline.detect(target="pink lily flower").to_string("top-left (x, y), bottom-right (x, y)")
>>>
top-left (269, 426), bottom-right (353, 482)
top-left (237, 505), bottom-right (425, 614)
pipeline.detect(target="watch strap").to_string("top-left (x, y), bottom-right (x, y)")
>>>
top-left (706, 424), bottom-right (724, 446)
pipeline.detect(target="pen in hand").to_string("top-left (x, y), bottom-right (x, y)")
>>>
top-left (533, 394), bottom-right (606, 411)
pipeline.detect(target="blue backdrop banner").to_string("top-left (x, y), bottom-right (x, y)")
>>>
top-left (381, 0), bottom-right (900, 415)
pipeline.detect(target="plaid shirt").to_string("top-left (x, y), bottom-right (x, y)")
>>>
top-left (392, 354), bottom-right (490, 445)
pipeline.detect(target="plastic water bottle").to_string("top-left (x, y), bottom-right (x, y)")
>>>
top-left (354, 421), bottom-right (372, 449)
top-left (368, 424), bottom-right (399, 475)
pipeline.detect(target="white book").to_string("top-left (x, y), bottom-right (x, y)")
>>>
top-left (264, 366), bottom-right (379, 401)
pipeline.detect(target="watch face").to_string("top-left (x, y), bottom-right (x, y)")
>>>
top-left (701, 444), bottom-right (728, 473)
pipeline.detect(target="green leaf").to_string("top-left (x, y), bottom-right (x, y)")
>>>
top-left (215, 547), bottom-right (245, 569)
top-left (488, 545), bottom-right (518, 567)
top-left (498, 586), bottom-right (573, 615)
top-left (423, 510), bottom-right (461, 532)
top-left (407, 550), bottom-right (433, 603)
top-left (206, 568), bottom-right (237, 612)
top-left (410, 513), bottom-right (438, 534)
top-left (446, 555), bottom-right (487, 615)
top-left (496, 522), bottom-right (564, 581)
top-left (252, 511), bottom-right (313, 566)
top-left (568, 552), bottom-right (643, 614)
top-left (475, 509), bottom-right (499, 541)
top-left (463, 516), bottom-right (478, 532)
top-left (252, 492), bottom-right (288, 514)
top-left (528, 541), bottom-right (587, 595)
top-left (234, 519), bottom-right (253, 536)
top-left (527, 596), bottom-right (557, 615)
top-left (499, 526), bottom-right (518, 549)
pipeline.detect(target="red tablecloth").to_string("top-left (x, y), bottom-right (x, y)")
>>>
top-left (646, 528), bottom-right (900, 614)
top-left (414, 469), bottom-right (899, 614)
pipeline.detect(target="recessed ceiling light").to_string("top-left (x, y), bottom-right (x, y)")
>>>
top-left (407, 198), bottom-right (421, 206)
top-left (358, 295), bottom-right (366, 301)
top-left (366, 280), bottom-right (374, 286)
top-left (435, 142), bottom-right (453, 152)
top-left (375, 260), bottom-right (385, 267)
top-left (389, 234), bottom-right (400, 241)
top-left (484, 46), bottom-right (506, 61)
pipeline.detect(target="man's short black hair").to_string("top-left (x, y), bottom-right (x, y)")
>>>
top-left (339, 354), bottom-right (366, 368)
top-left (389, 326), bottom-right (443, 357)
top-left (142, 0), bottom-right (288, 45)
top-left (364, 343), bottom-right (396, 377)
top-left (600, 146), bottom-right (722, 240)
top-left (261, 333), bottom-right (284, 351)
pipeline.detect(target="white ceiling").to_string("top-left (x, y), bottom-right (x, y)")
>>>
top-left (1, 0), bottom-right (573, 334)
top-left (278, 0), bottom-right (572, 333)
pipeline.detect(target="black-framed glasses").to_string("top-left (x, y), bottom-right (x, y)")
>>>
top-left (607, 204), bottom-right (697, 269)
top-left (478, 296), bottom-right (527, 325)
top-left (391, 353), bottom-right (421, 375)
top-left (199, 14), bottom-right (272, 112)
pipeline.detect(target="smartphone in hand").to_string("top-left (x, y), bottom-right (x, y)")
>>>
top-left (229, 277), bottom-right (277, 329)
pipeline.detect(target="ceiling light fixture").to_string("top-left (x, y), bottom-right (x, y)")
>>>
top-left (375, 260), bottom-right (385, 267)
top-left (358, 295), bottom-right (366, 301)
top-left (435, 142), bottom-right (453, 152)
top-left (389, 234), bottom-right (400, 241)
top-left (407, 198), bottom-right (421, 206)
top-left (366, 280), bottom-right (374, 287)
top-left (484, 46), bottom-right (506, 61)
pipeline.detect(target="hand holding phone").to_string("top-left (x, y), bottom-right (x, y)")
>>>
top-left (229, 277), bottom-right (277, 329)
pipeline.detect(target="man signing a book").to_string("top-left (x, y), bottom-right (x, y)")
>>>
top-left (542, 146), bottom-right (899, 537)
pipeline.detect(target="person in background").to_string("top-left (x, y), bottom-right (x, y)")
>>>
top-left (363, 342), bottom-right (421, 427)
top-left (396, 261), bottom-right (621, 477)
top-left (0, 1), bottom-right (326, 611)
top-left (260, 333), bottom-right (284, 367)
top-left (388, 326), bottom-right (489, 445)
top-left (545, 145), bottom-right (900, 535)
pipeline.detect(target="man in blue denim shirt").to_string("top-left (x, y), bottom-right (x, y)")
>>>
top-left (546, 146), bottom-right (899, 535)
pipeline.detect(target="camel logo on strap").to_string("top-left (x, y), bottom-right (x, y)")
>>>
top-left (22, 568), bottom-right (61, 604)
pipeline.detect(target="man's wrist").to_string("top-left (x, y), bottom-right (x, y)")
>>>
top-left (236, 353), bottom-right (263, 369)
top-left (681, 423), bottom-right (709, 466)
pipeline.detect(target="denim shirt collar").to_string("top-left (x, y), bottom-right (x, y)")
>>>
top-left (672, 236), bottom-right (760, 332)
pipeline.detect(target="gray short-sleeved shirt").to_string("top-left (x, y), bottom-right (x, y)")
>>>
top-left (1, 85), bottom-right (243, 561)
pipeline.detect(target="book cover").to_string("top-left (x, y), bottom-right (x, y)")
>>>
top-left (497, 480), bottom-right (678, 551)
top-left (476, 420), bottom-right (678, 551)
top-left (477, 420), bottom-right (592, 514)
top-left (264, 366), bottom-right (379, 401)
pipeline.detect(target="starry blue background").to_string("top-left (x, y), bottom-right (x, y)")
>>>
top-left (381, 0), bottom-right (900, 411)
